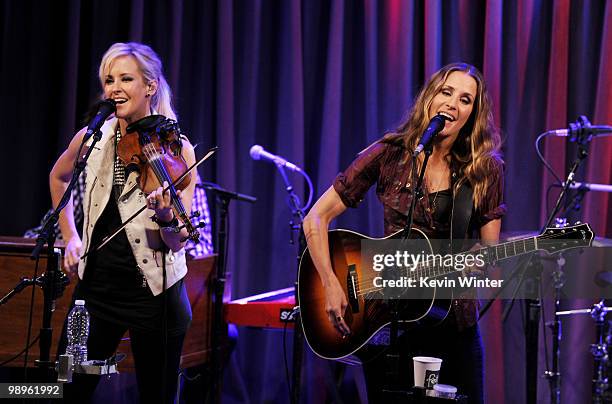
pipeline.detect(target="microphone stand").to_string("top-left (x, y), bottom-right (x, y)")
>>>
top-left (538, 131), bottom-right (590, 404)
top-left (272, 163), bottom-right (308, 404)
top-left (481, 117), bottom-right (593, 404)
top-left (249, 149), bottom-right (312, 402)
top-left (401, 148), bottom-right (430, 240)
top-left (383, 144), bottom-right (432, 396)
top-left (546, 175), bottom-right (612, 401)
top-left (543, 245), bottom-right (566, 404)
top-left (25, 129), bottom-right (103, 379)
top-left (555, 302), bottom-right (612, 404)
top-left (198, 182), bottom-right (256, 404)
top-left (511, 127), bottom-right (590, 404)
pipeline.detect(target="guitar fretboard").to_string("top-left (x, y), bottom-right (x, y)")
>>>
top-left (399, 236), bottom-right (539, 279)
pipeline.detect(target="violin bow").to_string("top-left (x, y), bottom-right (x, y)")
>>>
top-left (81, 146), bottom-right (218, 259)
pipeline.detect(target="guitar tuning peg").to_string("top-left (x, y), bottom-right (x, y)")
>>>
top-left (190, 211), bottom-right (201, 219)
top-left (574, 221), bottom-right (582, 225)
top-left (197, 222), bottom-right (206, 229)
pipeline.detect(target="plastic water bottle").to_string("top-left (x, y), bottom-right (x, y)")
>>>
top-left (66, 299), bottom-right (90, 366)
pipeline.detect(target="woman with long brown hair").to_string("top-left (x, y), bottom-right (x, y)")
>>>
top-left (303, 62), bottom-right (505, 402)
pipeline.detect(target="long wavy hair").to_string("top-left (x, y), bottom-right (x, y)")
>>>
top-left (393, 62), bottom-right (503, 210)
top-left (98, 42), bottom-right (177, 120)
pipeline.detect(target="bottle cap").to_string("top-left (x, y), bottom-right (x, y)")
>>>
top-left (74, 300), bottom-right (85, 306)
top-left (433, 384), bottom-right (457, 394)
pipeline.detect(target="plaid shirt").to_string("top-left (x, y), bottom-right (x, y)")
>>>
top-left (332, 136), bottom-right (506, 329)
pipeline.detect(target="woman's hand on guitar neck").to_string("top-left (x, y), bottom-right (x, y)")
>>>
top-left (324, 275), bottom-right (351, 336)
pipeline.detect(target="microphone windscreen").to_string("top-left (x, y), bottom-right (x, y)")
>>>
top-left (99, 98), bottom-right (117, 113)
top-left (249, 145), bottom-right (263, 160)
top-left (432, 114), bottom-right (448, 126)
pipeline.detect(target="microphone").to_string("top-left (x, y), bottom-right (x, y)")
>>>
top-left (547, 116), bottom-right (612, 141)
top-left (84, 99), bottom-right (117, 140)
top-left (413, 114), bottom-right (449, 156)
top-left (249, 145), bottom-right (302, 172)
top-left (559, 181), bottom-right (612, 193)
top-left (548, 126), bottom-right (612, 137)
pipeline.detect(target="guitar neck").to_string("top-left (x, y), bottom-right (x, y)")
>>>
top-left (411, 236), bottom-right (539, 279)
top-left (480, 236), bottom-right (539, 264)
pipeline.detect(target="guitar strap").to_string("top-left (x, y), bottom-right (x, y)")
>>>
top-left (451, 181), bottom-right (473, 253)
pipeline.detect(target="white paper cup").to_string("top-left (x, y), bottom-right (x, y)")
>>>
top-left (412, 356), bottom-right (442, 389)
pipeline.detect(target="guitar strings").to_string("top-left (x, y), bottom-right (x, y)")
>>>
top-left (356, 237), bottom-right (535, 289)
top-left (349, 230), bottom-right (588, 298)
top-left (355, 231), bottom-right (575, 287)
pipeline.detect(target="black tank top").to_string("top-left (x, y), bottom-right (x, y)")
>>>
top-left (428, 188), bottom-right (452, 238)
top-left (76, 193), bottom-right (189, 334)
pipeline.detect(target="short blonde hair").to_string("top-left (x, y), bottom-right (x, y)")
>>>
top-left (98, 42), bottom-right (176, 120)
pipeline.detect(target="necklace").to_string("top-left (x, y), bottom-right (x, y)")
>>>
top-left (430, 190), bottom-right (441, 212)
top-left (113, 124), bottom-right (126, 197)
top-left (426, 173), bottom-right (448, 213)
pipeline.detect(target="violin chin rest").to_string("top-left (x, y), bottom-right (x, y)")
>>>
top-left (126, 114), bottom-right (167, 133)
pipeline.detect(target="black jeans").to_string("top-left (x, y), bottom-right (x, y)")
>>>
top-left (57, 281), bottom-right (192, 404)
top-left (360, 321), bottom-right (484, 404)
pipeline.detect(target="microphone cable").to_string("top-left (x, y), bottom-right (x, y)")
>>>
top-left (535, 131), bottom-right (563, 185)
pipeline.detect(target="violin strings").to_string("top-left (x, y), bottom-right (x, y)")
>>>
top-left (142, 144), bottom-right (201, 240)
top-left (143, 144), bottom-right (188, 217)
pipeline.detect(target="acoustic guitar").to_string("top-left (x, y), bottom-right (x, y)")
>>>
top-left (297, 223), bottom-right (594, 361)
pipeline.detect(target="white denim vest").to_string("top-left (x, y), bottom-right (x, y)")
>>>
top-left (77, 117), bottom-right (187, 295)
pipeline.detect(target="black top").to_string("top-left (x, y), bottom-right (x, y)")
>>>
top-left (77, 192), bottom-right (188, 334)
top-left (428, 188), bottom-right (452, 238)
top-left (83, 191), bottom-right (141, 290)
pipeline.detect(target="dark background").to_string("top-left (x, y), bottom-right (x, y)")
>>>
top-left (1, 1), bottom-right (611, 403)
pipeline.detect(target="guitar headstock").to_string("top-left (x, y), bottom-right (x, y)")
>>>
top-left (536, 222), bottom-right (594, 254)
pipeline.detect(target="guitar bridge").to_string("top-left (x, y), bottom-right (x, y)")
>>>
top-left (347, 264), bottom-right (360, 313)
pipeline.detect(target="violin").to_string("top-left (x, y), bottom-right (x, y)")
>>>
top-left (117, 115), bottom-right (201, 242)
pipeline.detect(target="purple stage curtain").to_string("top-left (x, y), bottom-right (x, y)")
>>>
top-left (1, 1), bottom-right (611, 403)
